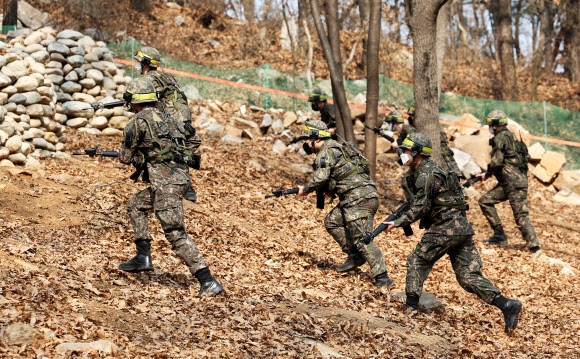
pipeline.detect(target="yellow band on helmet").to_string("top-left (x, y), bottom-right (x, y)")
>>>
top-left (402, 137), bottom-right (433, 154)
top-left (130, 92), bottom-right (157, 101)
top-left (303, 125), bottom-right (331, 138)
top-left (485, 116), bottom-right (508, 125)
top-left (308, 92), bottom-right (328, 100)
top-left (136, 51), bottom-right (161, 67)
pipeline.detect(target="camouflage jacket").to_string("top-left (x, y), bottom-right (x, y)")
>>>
top-left (144, 70), bottom-right (192, 124)
top-left (319, 102), bottom-right (336, 129)
top-left (119, 107), bottom-right (192, 191)
top-left (397, 123), bottom-right (416, 146)
top-left (440, 130), bottom-right (454, 159)
top-left (303, 139), bottom-right (377, 205)
top-left (488, 128), bottom-right (528, 190)
top-left (394, 159), bottom-right (474, 236)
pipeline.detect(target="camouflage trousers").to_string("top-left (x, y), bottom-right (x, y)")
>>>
top-left (127, 183), bottom-right (208, 274)
top-left (478, 184), bottom-right (540, 249)
top-left (324, 196), bottom-right (387, 277)
top-left (406, 234), bottom-right (500, 303)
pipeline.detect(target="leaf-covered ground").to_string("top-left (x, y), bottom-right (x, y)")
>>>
top-left (1, 100), bottom-right (579, 358)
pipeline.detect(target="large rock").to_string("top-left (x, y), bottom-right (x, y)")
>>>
top-left (270, 118), bottom-right (284, 135)
top-left (2, 60), bottom-right (28, 80)
top-left (0, 73), bottom-right (12, 87)
top-left (67, 55), bottom-right (85, 68)
top-left (23, 91), bottom-right (42, 105)
top-left (14, 76), bottom-right (39, 92)
top-left (8, 93), bottom-right (27, 104)
top-left (85, 69), bottom-right (104, 83)
top-left (527, 142), bottom-right (546, 162)
top-left (451, 148), bottom-right (482, 178)
top-left (90, 116), bottom-right (108, 129)
top-left (8, 152), bottom-right (26, 164)
top-left (0, 322), bottom-right (43, 346)
top-left (376, 137), bottom-right (392, 154)
top-left (61, 101), bottom-right (94, 118)
top-left (532, 151), bottom-right (566, 183)
top-left (453, 133), bottom-right (491, 170)
top-left (17, 1), bottom-right (55, 30)
top-left (5, 135), bottom-right (22, 153)
top-left (0, 147), bottom-right (9, 160)
top-left (45, 74), bottom-right (64, 85)
top-left (553, 188), bottom-right (580, 206)
top-left (23, 31), bottom-right (44, 46)
top-left (57, 29), bottom-right (84, 40)
top-left (0, 130), bottom-right (8, 146)
top-left (450, 113), bottom-right (481, 136)
top-left (553, 171), bottom-right (580, 193)
top-left (101, 128), bottom-right (123, 136)
top-left (23, 43), bottom-right (44, 54)
top-left (72, 93), bottom-right (96, 103)
top-left (30, 50), bottom-right (49, 63)
top-left (47, 41), bottom-right (70, 56)
top-left (55, 340), bottom-right (118, 355)
top-left (392, 291), bottom-right (444, 313)
top-left (283, 111), bottom-right (298, 127)
top-left (108, 116), bottom-right (129, 130)
top-left (26, 104), bottom-right (44, 117)
top-left (79, 78), bottom-right (96, 89)
top-left (65, 117), bottom-right (88, 128)
top-left (220, 134), bottom-right (243, 144)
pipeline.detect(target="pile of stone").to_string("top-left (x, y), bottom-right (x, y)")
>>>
top-left (0, 27), bottom-right (133, 167)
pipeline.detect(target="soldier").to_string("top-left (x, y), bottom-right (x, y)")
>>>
top-left (117, 78), bottom-right (223, 297)
top-left (382, 132), bottom-right (522, 334)
top-left (134, 46), bottom-right (199, 202)
top-left (384, 110), bottom-right (415, 200)
top-left (297, 120), bottom-right (394, 288)
top-left (307, 89), bottom-right (336, 133)
top-left (476, 110), bottom-right (540, 252)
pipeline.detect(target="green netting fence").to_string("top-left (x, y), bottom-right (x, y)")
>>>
top-left (109, 40), bottom-right (580, 170)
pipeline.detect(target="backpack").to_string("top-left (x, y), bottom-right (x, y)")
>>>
top-left (515, 132), bottom-right (531, 167)
top-left (149, 71), bottom-right (192, 123)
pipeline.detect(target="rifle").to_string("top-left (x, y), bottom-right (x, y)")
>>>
top-left (265, 187), bottom-right (299, 199)
top-left (364, 125), bottom-right (395, 143)
top-left (82, 100), bottom-right (126, 111)
top-left (462, 177), bottom-right (482, 188)
top-left (72, 147), bottom-right (119, 158)
top-left (361, 200), bottom-right (413, 246)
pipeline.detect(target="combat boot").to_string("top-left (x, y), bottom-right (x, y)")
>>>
top-left (336, 251), bottom-right (366, 272)
top-left (374, 272), bottom-right (395, 288)
top-left (118, 240), bottom-right (154, 272)
top-left (492, 294), bottom-right (522, 334)
top-left (183, 187), bottom-right (197, 202)
top-left (483, 224), bottom-right (508, 246)
top-left (194, 267), bottom-right (224, 297)
top-left (403, 294), bottom-right (420, 312)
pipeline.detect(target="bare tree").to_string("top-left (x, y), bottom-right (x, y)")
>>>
top-left (298, 0), bottom-right (310, 54)
top-left (2, 0), bottom-right (18, 27)
top-left (410, 0), bottom-right (450, 164)
top-left (243, 0), bottom-right (255, 23)
top-left (436, 1), bottom-right (450, 101)
top-left (310, 0), bottom-right (356, 144)
top-left (563, 0), bottom-right (580, 82)
top-left (356, 0), bottom-right (370, 73)
top-left (364, 0), bottom-right (381, 180)
top-left (488, 0), bottom-right (518, 101)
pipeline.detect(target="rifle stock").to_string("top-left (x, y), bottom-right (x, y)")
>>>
top-left (265, 187), bottom-right (299, 199)
top-left (73, 147), bottom-right (119, 158)
top-left (361, 200), bottom-right (413, 245)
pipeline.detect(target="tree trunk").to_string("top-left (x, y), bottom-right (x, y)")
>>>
top-left (2, 0), bottom-right (18, 26)
top-left (411, 0), bottom-right (450, 165)
top-left (436, 1), bottom-right (450, 101)
top-left (365, 0), bottom-right (381, 180)
top-left (531, 0), bottom-right (547, 101)
top-left (243, 0), bottom-right (255, 23)
top-left (357, 0), bottom-right (370, 74)
top-left (310, 0), bottom-right (355, 144)
top-left (298, 0), bottom-right (310, 53)
top-left (563, 0), bottom-right (580, 81)
top-left (488, 0), bottom-right (518, 101)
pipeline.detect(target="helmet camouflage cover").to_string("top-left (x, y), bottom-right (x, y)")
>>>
top-left (384, 110), bottom-right (404, 124)
top-left (124, 78), bottom-right (158, 104)
top-left (134, 46), bottom-right (161, 67)
top-left (407, 104), bottom-right (416, 116)
top-left (399, 132), bottom-right (433, 157)
top-left (307, 88), bottom-right (328, 102)
top-left (302, 120), bottom-right (331, 139)
top-left (484, 110), bottom-right (508, 126)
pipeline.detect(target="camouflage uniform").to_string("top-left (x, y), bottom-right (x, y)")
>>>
top-left (119, 106), bottom-right (208, 275)
top-left (398, 123), bottom-right (416, 200)
top-left (478, 127), bottom-right (540, 249)
top-left (303, 139), bottom-right (387, 278)
top-left (319, 102), bottom-right (336, 129)
top-left (394, 159), bottom-right (500, 304)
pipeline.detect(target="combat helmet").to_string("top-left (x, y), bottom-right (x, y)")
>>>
top-left (307, 89), bottom-right (329, 103)
top-left (400, 132), bottom-right (433, 157)
top-left (384, 110), bottom-right (405, 124)
top-left (124, 78), bottom-right (158, 105)
top-left (302, 120), bottom-right (332, 139)
top-left (484, 110), bottom-right (508, 126)
top-left (407, 104), bottom-right (416, 117)
top-left (134, 46), bottom-right (161, 67)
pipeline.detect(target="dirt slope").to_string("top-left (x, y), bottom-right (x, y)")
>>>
top-left (0, 100), bottom-right (579, 357)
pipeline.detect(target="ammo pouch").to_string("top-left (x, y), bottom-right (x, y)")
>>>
top-left (316, 189), bottom-right (325, 209)
top-left (188, 153), bottom-right (201, 170)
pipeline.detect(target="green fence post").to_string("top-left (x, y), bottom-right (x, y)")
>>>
top-left (264, 64), bottom-right (271, 110)
top-left (543, 100), bottom-right (548, 151)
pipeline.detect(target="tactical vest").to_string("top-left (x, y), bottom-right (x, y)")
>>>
top-left (139, 108), bottom-right (194, 164)
top-left (493, 130), bottom-right (528, 169)
top-left (319, 141), bottom-right (370, 192)
top-left (148, 71), bottom-right (192, 123)
top-left (428, 165), bottom-right (467, 212)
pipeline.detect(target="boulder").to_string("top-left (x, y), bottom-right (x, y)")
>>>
top-left (26, 104), bottom-right (44, 117)
top-left (108, 116), bottom-right (129, 130)
top-left (283, 112), bottom-right (298, 127)
top-left (62, 101), bottom-right (94, 118)
top-left (376, 137), bottom-right (392, 154)
top-left (0, 159), bottom-right (15, 167)
top-left (17, 1), bottom-right (51, 30)
top-left (270, 118), bottom-right (284, 135)
top-left (2, 60), bottom-right (28, 81)
top-left (0, 73), bottom-right (12, 87)
top-left (451, 148), bottom-right (482, 178)
top-left (65, 117), bottom-right (88, 128)
top-left (450, 113), bottom-right (481, 136)
top-left (30, 50), bottom-right (49, 63)
top-left (79, 78), bottom-right (96, 89)
top-left (101, 128), bottom-right (123, 136)
top-left (0, 122), bottom-right (16, 137)
top-left (272, 139), bottom-right (287, 154)
top-left (24, 157), bottom-right (42, 171)
top-left (453, 133), bottom-right (491, 170)
top-left (553, 171), bottom-right (580, 193)
top-left (57, 29), bottom-right (84, 40)
top-left (29, 62), bottom-right (46, 75)
top-left (22, 91), bottom-right (42, 105)
top-left (55, 340), bottom-right (118, 355)
top-left (2, 85), bottom-right (18, 95)
top-left (532, 151), bottom-right (566, 183)
top-left (64, 70), bottom-right (78, 82)
top-left (220, 134), bottom-right (243, 144)
top-left (260, 113), bottom-right (273, 134)
top-left (14, 76), bottom-right (39, 92)
top-left (50, 52), bottom-right (67, 63)
top-left (67, 55), bottom-right (85, 68)
top-left (45, 74), bottom-right (64, 85)
top-left (0, 322), bottom-right (43, 346)
top-left (70, 46), bottom-right (85, 56)
top-left (23, 43), bottom-right (44, 54)
top-left (553, 188), bottom-right (580, 206)
top-left (32, 137), bottom-right (49, 149)
top-left (72, 93), bottom-right (96, 103)
top-left (9, 152), bottom-right (26, 164)
top-left (392, 291), bottom-right (444, 313)
top-left (8, 93), bottom-right (27, 104)
top-left (47, 41), bottom-right (70, 56)
top-left (89, 116), bottom-right (108, 129)
top-left (5, 135), bottom-right (22, 153)
top-left (86, 69), bottom-right (104, 83)
top-left (527, 142), bottom-right (546, 162)
top-left (60, 81), bottom-right (82, 94)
